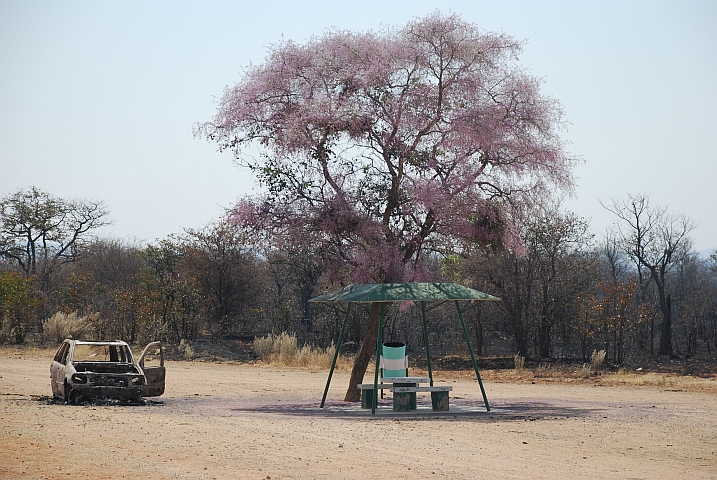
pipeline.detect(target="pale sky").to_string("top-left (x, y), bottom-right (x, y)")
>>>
top-left (1, 1), bottom-right (715, 251)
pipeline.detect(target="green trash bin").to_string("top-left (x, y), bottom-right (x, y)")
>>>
top-left (381, 342), bottom-right (407, 378)
top-left (382, 342), bottom-right (416, 410)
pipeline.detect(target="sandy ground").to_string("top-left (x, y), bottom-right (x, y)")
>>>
top-left (1, 351), bottom-right (716, 480)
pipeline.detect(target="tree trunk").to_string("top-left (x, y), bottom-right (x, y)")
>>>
top-left (344, 303), bottom-right (382, 402)
top-left (514, 319), bottom-right (528, 358)
top-left (658, 296), bottom-right (673, 356)
top-left (649, 316), bottom-right (655, 355)
top-left (472, 308), bottom-right (484, 356)
top-left (539, 316), bottom-right (551, 358)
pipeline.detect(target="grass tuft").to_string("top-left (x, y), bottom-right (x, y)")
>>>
top-left (514, 354), bottom-right (525, 372)
top-left (178, 339), bottom-right (194, 360)
top-left (42, 311), bottom-right (97, 345)
top-left (590, 349), bottom-right (607, 370)
top-left (253, 332), bottom-right (352, 369)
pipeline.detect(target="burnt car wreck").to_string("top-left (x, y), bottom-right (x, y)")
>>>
top-left (50, 339), bottom-right (165, 404)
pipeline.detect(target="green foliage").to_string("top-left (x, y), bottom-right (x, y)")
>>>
top-left (56, 271), bottom-right (97, 314)
top-left (0, 186), bottom-right (109, 282)
top-left (116, 255), bottom-right (201, 345)
top-left (440, 254), bottom-right (463, 283)
top-left (0, 271), bottom-right (39, 343)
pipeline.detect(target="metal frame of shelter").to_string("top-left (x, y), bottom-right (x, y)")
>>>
top-left (309, 283), bottom-right (501, 414)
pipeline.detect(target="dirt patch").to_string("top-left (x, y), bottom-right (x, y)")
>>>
top-left (1, 351), bottom-right (716, 479)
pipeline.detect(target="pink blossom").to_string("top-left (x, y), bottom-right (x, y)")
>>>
top-left (200, 12), bottom-right (578, 284)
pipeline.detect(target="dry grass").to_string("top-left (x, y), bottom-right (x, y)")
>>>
top-left (533, 362), bottom-right (552, 378)
top-left (601, 369), bottom-right (677, 388)
top-left (590, 349), bottom-right (607, 370)
top-left (253, 332), bottom-right (353, 370)
top-left (177, 339), bottom-right (194, 360)
top-left (42, 311), bottom-right (98, 345)
top-left (1, 344), bottom-right (56, 360)
top-left (513, 354), bottom-right (525, 372)
top-left (472, 366), bottom-right (717, 393)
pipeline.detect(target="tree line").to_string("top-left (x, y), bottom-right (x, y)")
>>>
top-left (1, 187), bottom-right (715, 367)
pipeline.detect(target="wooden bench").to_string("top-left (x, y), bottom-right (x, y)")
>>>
top-left (357, 382), bottom-right (452, 411)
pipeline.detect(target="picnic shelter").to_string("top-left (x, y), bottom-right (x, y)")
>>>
top-left (309, 283), bottom-right (501, 414)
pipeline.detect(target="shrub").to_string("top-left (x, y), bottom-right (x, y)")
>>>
top-left (253, 333), bottom-right (276, 360)
top-left (277, 332), bottom-right (298, 364)
top-left (590, 349), bottom-right (607, 370)
top-left (42, 311), bottom-right (97, 345)
top-left (0, 271), bottom-right (38, 344)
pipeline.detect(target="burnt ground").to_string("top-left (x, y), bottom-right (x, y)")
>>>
top-left (2, 354), bottom-right (716, 480)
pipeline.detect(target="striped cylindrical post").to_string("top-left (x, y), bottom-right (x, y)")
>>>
top-left (381, 342), bottom-right (406, 378)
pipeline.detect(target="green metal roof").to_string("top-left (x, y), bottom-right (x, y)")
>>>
top-left (309, 283), bottom-right (500, 303)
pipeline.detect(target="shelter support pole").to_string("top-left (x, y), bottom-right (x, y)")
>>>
top-left (455, 301), bottom-right (491, 411)
top-left (320, 304), bottom-right (351, 408)
top-left (371, 304), bottom-right (385, 414)
top-left (420, 301), bottom-right (434, 386)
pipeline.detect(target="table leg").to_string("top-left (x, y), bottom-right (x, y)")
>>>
top-left (361, 388), bottom-right (373, 409)
top-left (392, 383), bottom-right (417, 411)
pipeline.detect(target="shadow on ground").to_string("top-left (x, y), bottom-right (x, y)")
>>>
top-left (29, 395), bottom-right (164, 407)
top-left (223, 397), bottom-right (603, 422)
top-left (21, 393), bottom-right (604, 422)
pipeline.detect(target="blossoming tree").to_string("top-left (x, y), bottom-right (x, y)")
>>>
top-left (198, 12), bottom-right (577, 400)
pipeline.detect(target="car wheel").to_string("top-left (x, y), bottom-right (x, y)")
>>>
top-left (64, 382), bottom-right (74, 405)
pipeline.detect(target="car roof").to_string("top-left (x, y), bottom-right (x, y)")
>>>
top-left (66, 339), bottom-right (130, 346)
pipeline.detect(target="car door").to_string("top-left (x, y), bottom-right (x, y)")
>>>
top-left (138, 342), bottom-right (165, 397)
top-left (50, 342), bottom-right (69, 397)
top-left (50, 343), bottom-right (63, 396)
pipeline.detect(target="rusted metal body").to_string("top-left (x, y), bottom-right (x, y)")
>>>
top-left (49, 339), bottom-right (165, 403)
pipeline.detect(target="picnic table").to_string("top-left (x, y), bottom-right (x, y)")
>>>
top-left (357, 376), bottom-right (452, 412)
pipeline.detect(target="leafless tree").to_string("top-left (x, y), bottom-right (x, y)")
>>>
top-left (602, 194), bottom-right (694, 356)
top-left (465, 205), bottom-right (595, 358)
top-left (0, 187), bottom-right (109, 290)
top-left (180, 220), bottom-right (266, 341)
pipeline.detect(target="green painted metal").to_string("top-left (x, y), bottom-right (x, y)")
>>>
top-left (361, 388), bottom-right (373, 408)
top-left (311, 283), bottom-right (500, 413)
top-left (371, 305), bottom-right (387, 414)
top-left (309, 283), bottom-right (500, 303)
top-left (455, 300), bottom-right (491, 411)
top-left (320, 303), bottom-right (351, 408)
top-left (419, 301), bottom-right (434, 387)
